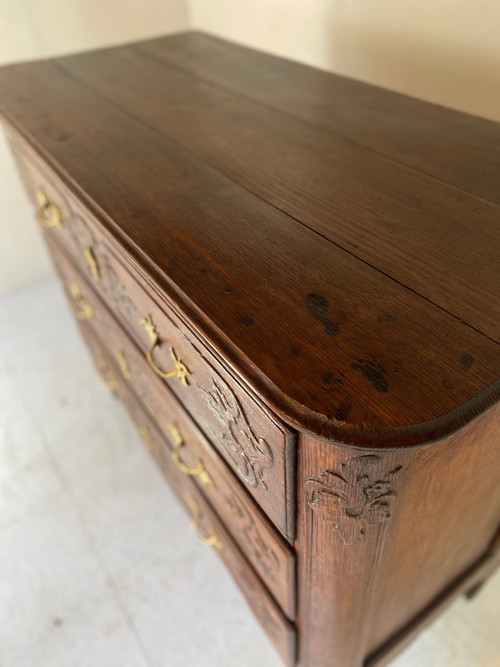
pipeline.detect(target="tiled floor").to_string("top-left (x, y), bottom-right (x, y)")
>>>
top-left (1, 278), bottom-right (499, 667)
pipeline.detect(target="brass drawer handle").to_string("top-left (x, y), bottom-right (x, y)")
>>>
top-left (37, 188), bottom-right (63, 228)
top-left (84, 246), bottom-right (100, 282)
top-left (185, 494), bottom-right (223, 551)
top-left (69, 282), bottom-right (94, 320)
top-left (140, 315), bottom-right (190, 385)
top-left (168, 422), bottom-right (213, 487)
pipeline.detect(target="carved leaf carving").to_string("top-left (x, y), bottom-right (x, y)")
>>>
top-left (307, 455), bottom-right (402, 545)
top-left (199, 375), bottom-right (274, 490)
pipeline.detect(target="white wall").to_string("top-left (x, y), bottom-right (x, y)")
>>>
top-left (0, 0), bottom-right (188, 297)
top-left (2, 0), bottom-right (500, 297)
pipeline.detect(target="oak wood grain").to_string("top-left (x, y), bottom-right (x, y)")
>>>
top-left (296, 405), bottom-right (500, 666)
top-left (52, 41), bottom-right (500, 339)
top-left (135, 31), bottom-right (500, 209)
top-left (366, 534), bottom-right (500, 666)
top-left (1, 64), bottom-right (498, 448)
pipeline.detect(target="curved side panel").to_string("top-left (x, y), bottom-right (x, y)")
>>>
top-left (296, 403), bottom-right (500, 667)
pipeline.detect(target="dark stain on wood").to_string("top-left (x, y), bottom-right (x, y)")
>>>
top-left (460, 354), bottom-right (474, 371)
top-left (307, 293), bottom-right (328, 319)
top-left (324, 321), bottom-right (340, 336)
top-left (333, 401), bottom-right (352, 421)
top-left (290, 346), bottom-right (301, 357)
top-left (323, 372), bottom-right (344, 387)
top-left (351, 359), bottom-right (389, 393)
top-left (239, 315), bottom-right (255, 326)
top-left (306, 293), bottom-right (340, 337)
top-left (377, 312), bottom-right (397, 324)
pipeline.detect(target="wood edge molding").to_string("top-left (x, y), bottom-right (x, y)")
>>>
top-left (2, 112), bottom-right (499, 450)
top-left (364, 529), bottom-right (500, 667)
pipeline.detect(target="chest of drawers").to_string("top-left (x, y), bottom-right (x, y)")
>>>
top-left (1, 31), bottom-right (499, 667)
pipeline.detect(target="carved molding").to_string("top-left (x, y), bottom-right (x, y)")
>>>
top-left (306, 455), bottom-right (403, 545)
top-left (199, 375), bottom-right (274, 490)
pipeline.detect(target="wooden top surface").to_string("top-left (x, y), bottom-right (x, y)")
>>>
top-left (1, 31), bottom-right (499, 447)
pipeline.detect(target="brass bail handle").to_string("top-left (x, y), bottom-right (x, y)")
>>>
top-left (167, 422), bottom-right (213, 487)
top-left (184, 494), bottom-right (223, 551)
top-left (36, 188), bottom-right (63, 228)
top-left (140, 315), bottom-right (190, 385)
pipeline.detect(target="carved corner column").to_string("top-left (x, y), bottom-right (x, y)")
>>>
top-left (296, 434), bottom-right (409, 667)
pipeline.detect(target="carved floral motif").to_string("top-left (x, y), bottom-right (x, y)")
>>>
top-left (199, 375), bottom-right (274, 490)
top-left (307, 455), bottom-right (403, 545)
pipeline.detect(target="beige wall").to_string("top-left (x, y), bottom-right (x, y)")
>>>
top-left (0, 0), bottom-right (188, 297)
top-left (2, 0), bottom-right (500, 297)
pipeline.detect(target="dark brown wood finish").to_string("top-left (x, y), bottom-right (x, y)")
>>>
top-left (0, 59), bottom-right (499, 448)
top-left (2, 32), bottom-right (500, 667)
top-left (296, 405), bottom-right (500, 667)
top-left (54, 41), bottom-right (500, 340)
top-left (132, 31), bottom-right (500, 208)
top-left (367, 530), bottom-right (500, 666)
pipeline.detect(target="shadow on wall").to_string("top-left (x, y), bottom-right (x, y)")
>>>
top-left (325, 19), bottom-right (500, 123)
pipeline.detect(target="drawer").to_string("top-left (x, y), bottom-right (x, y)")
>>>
top-left (22, 147), bottom-right (297, 540)
top-left (81, 325), bottom-right (296, 667)
top-left (58, 247), bottom-right (296, 617)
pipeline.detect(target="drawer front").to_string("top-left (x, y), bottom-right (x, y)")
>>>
top-left (15, 131), bottom-right (296, 540)
top-left (48, 235), bottom-right (296, 618)
top-left (81, 326), bottom-right (296, 667)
